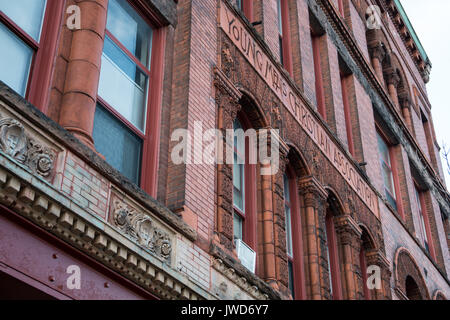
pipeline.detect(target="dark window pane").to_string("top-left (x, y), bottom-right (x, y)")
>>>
top-left (288, 260), bottom-right (295, 299)
top-left (93, 104), bottom-right (142, 184)
top-left (386, 190), bottom-right (398, 212)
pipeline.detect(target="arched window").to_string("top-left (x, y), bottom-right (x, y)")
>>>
top-left (325, 201), bottom-right (343, 300)
top-left (405, 276), bottom-right (422, 300)
top-left (359, 228), bottom-right (376, 300)
top-left (283, 166), bottom-right (306, 299)
top-left (232, 116), bottom-right (257, 250)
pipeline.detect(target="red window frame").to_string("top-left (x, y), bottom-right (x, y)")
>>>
top-left (238, 0), bottom-right (253, 21)
top-left (325, 211), bottom-right (343, 300)
top-left (340, 73), bottom-right (355, 156)
top-left (413, 183), bottom-right (436, 261)
top-left (0, 0), bottom-right (64, 112)
top-left (376, 128), bottom-right (404, 219)
top-left (96, 0), bottom-right (166, 197)
top-left (337, 0), bottom-right (345, 17)
top-left (232, 113), bottom-right (257, 251)
top-left (284, 166), bottom-right (306, 300)
top-left (277, 0), bottom-right (293, 75)
top-left (311, 31), bottom-right (327, 120)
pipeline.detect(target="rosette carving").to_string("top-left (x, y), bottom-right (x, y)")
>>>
top-left (0, 116), bottom-right (55, 179)
top-left (112, 200), bottom-right (172, 262)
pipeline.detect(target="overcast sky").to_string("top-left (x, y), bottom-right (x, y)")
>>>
top-left (400, 0), bottom-right (450, 189)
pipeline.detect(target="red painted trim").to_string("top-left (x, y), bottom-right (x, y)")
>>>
top-left (340, 75), bottom-right (355, 156)
top-left (105, 30), bottom-right (152, 75)
top-left (28, 0), bottom-right (65, 113)
top-left (388, 145), bottom-right (405, 219)
top-left (326, 211), bottom-right (343, 300)
top-left (0, 263), bottom-right (72, 300)
top-left (311, 34), bottom-right (327, 121)
top-left (359, 246), bottom-right (372, 300)
top-left (279, 0), bottom-right (293, 76)
top-left (287, 166), bottom-right (306, 300)
top-left (416, 187), bottom-right (437, 261)
top-left (140, 27), bottom-right (166, 198)
top-left (337, 0), bottom-right (345, 17)
top-left (0, 204), bottom-right (157, 300)
top-left (242, 0), bottom-right (253, 22)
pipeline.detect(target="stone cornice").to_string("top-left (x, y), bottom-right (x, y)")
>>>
top-left (210, 243), bottom-right (282, 300)
top-left (0, 82), bottom-right (197, 242)
top-left (0, 153), bottom-right (212, 300)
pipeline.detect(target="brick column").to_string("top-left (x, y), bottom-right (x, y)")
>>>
top-left (59, 0), bottom-right (108, 149)
top-left (298, 176), bottom-right (328, 300)
top-left (334, 214), bottom-right (362, 300)
top-left (385, 68), bottom-right (401, 110)
top-left (258, 128), bottom-right (289, 290)
top-left (368, 42), bottom-right (386, 87)
top-left (366, 249), bottom-right (391, 300)
top-left (269, 130), bottom-right (290, 293)
top-left (399, 94), bottom-right (414, 133)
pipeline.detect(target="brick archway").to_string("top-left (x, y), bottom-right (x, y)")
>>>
top-left (393, 248), bottom-right (430, 300)
top-left (432, 290), bottom-right (447, 300)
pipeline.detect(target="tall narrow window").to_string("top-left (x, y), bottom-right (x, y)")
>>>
top-left (232, 116), bottom-right (257, 251)
top-left (94, 0), bottom-right (162, 188)
top-left (325, 209), bottom-right (342, 300)
top-left (413, 185), bottom-right (435, 260)
top-left (283, 168), bottom-right (306, 300)
top-left (235, 0), bottom-right (252, 21)
top-left (277, 0), bottom-right (292, 75)
top-left (283, 174), bottom-right (295, 297)
top-left (233, 119), bottom-right (246, 241)
top-left (311, 33), bottom-right (326, 120)
top-left (337, 0), bottom-right (345, 17)
top-left (377, 131), bottom-right (401, 214)
top-left (0, 0), bottom-right (62, 108)
top-left (340, 73), bottom-right (355, 156)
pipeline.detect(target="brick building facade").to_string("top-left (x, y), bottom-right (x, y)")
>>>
top-left (0, 0), bottom-right (448, 300)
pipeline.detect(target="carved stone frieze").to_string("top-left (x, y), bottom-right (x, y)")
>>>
top-left (0, 115), bottom-right (55, 179)
top-left (111, 199), bottom-right (173, 263)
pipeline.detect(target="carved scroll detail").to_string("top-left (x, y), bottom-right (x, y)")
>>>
top-left (0, 116), bottom-right (55, 179)
top-left (112, 200), bottom-right (172, 262)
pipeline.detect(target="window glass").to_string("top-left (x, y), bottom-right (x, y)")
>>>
top-left (93, 104), bottom-right (142, 184)
top-left (106, 0), bottom-right (152, 67)
top-left (0, 23), bottom-right (33, 95)
top-left (284, 174), bottom-right (293, 257)
top-left (277, 0), bottom-right (283, 35)
top-left (288, 260), bottom-right (295, 298)
top-left (233, 119), bottom-right (245, 212)
top-left (414, 187), bottom-right (430, 253)
top-left (377, 132), bottom-right (397, 209)
top-left (0, 0), bottom-right (47, 41)
top-left (98, 35), bottom-right (148, 131)
top-left (233, 213), bottom-right (243, 241)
